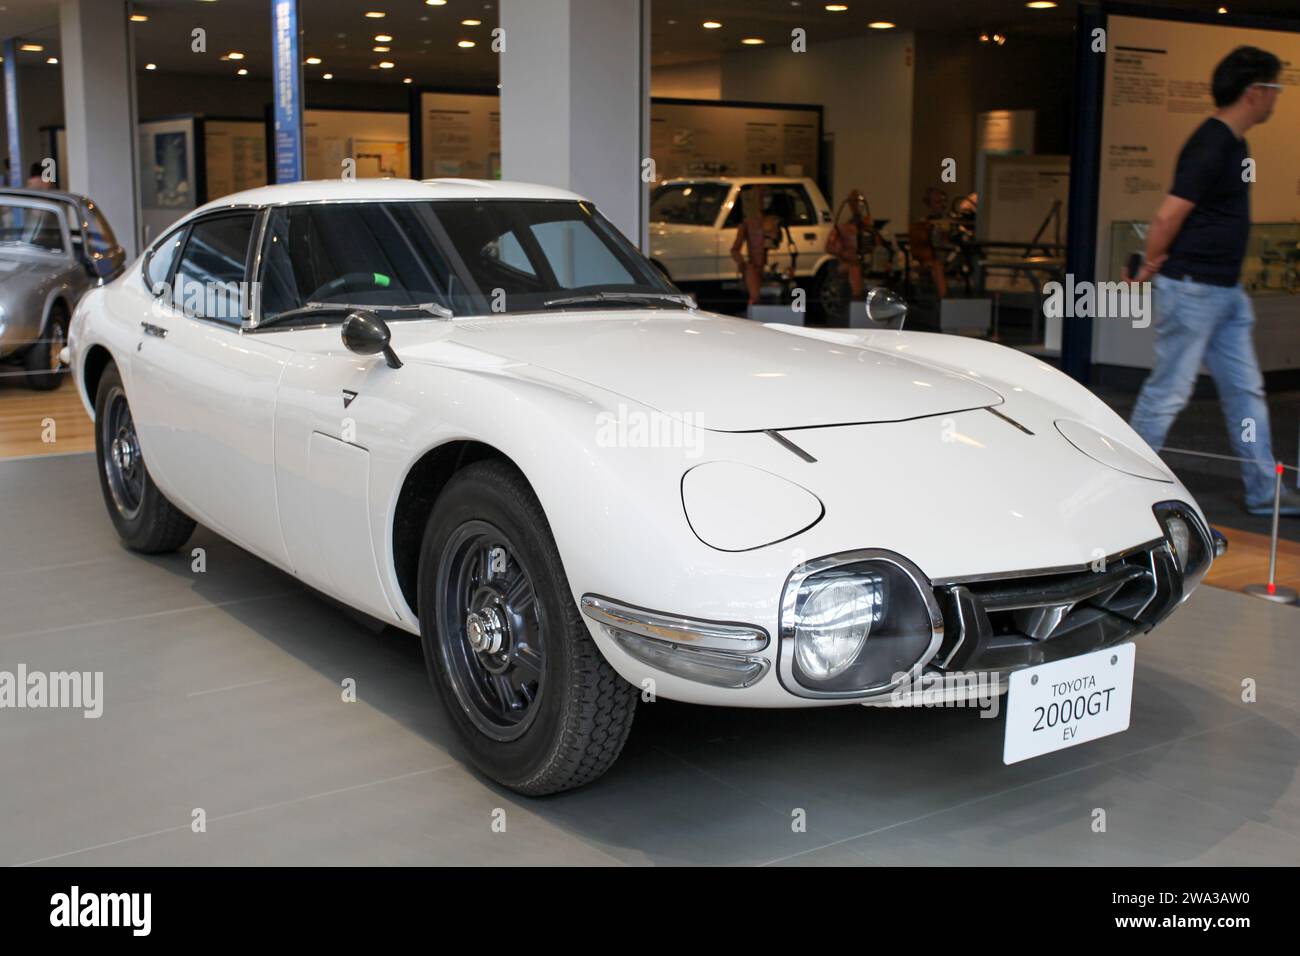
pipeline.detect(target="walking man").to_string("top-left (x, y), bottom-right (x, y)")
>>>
top-left (1128, 46), bottom-right (1299, 516)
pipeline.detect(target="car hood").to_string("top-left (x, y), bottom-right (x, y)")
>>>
top-left (446, 310), bottom-right (1003, 431)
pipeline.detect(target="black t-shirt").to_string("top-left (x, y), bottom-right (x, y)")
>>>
top-left (1162, 117), bottom-right (1250, 286)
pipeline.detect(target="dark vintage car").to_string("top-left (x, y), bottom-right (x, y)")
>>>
top-left (0, 188), bottom-right (125, 388)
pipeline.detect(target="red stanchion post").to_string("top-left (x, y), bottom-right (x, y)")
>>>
top-left (1245, 463), bottom-right (1299, 604)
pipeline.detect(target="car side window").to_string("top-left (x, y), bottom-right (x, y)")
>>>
top-left (84, 202), bottom-right (118, 258)
top-left (721, 185), bottom-right (815, 229)
top-left (172, 213), bottom-right (256, 325)
top-left (776, 186), bottom-right (815, 226)
top-left (144, 227), bottom-right (185, 292)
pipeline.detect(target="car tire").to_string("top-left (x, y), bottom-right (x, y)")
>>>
top-left (417, 459), bottom-right (637, 795)
top-left (94, 362), bottom-right (196, 554)
top-left (24, 303), bottom-right (69, 391)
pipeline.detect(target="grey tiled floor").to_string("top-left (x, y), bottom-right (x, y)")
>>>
top-left (2, 453), bottom-right (1298, 866)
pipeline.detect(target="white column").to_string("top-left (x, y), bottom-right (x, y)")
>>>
top-left (59, 0), bottom-right (139, 256)
top-left (499, 0), bottom-right (649, 248)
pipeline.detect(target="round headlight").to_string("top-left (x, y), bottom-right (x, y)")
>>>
top-left (793, 573), bottom-right (882, 679)
top-left (781, 552), bottom-right (942, 697)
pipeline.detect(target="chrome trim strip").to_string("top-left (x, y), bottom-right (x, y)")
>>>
top-left (765, 429), bottom-right (817, 463)
top-left (579, 594), bottom-right (769, 653)
top-left (777, 548), bottom-right (945, 700)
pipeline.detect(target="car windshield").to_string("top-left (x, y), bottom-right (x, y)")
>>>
top-left (258, 198), bottom-right (683, 324)
top-left (649, 183), bottom-right (729, 226)
top-left (0, 201), bottom-right (65, 253)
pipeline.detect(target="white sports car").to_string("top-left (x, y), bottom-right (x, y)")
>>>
top-left (71, 179), bottom-right (1221, 794)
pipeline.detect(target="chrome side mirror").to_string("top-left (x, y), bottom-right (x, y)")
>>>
top-left (865, 287), bottom-right (909, 330)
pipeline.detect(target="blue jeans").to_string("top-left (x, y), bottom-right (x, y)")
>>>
top-left (1129, 274), bottom-right (1276, 506)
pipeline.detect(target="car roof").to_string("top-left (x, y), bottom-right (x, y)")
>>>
top-left (194, 178), bottom-right (586, 215)
top-left (656, 176), bottom-right (814, 186)
top-left (0, 187), bottom-right (86, 205)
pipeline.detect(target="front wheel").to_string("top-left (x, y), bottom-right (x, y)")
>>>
top-left (24, 304), bottom-right (68, 390)
top-left (417, 460), bottom-right (637, 795)
top-left (94, 363), bottom-right (196, 553)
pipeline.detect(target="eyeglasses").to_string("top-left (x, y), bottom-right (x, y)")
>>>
top-left (1252, 82), bottom-right (1284, 90)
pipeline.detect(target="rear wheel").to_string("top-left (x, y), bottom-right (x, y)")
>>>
top-left (94, 363), bottom-right (196, 553)
top-left (418, 460), bottom-right (637, 795)
top-left (24, 303), bottom-right (68, 390)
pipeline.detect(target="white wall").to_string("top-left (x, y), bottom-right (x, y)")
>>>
top-left (720, 31), bottom-right (915, 233)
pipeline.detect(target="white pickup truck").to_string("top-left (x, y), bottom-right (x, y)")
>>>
top-left (648, 176), bottom-right (835, 300)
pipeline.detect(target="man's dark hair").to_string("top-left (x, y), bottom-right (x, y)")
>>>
top-left (1212, 46), bottom-right (1282, 107)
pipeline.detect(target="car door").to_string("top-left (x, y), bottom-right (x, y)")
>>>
top-left (129, 209), bottom-right (293, 568)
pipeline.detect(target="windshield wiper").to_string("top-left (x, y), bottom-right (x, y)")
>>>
top-left (541, 291), bottom-right (696, 310)
top-left (259, 300), bottom-right (453, 328)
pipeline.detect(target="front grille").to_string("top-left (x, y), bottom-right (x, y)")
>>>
top-left (931, 540), bottom-right (1182, 673)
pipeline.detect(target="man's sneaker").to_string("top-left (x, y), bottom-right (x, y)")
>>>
top-left (1246, 488), bottom-right (1300, 517)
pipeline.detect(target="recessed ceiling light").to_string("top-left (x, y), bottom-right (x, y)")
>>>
top-left (373, 45), bottom-right (390, 52)
top-left (19, 43), bottom-right (44, 52)
top-left (237, 67), bottom-right (248, 75)
top-left (741, 37), bottom-right (765, 45)
top-left (825, 3), bottom-right (848, 11)
top-left (403, 76), bottom-right (413, 84)
top-left (225, 51), bottom-right (245, 60)
top-left (323, 72), bottom-right (334, 79)
top-left (374, 34), bottom-right (393, 42)
top-left (305, 56), bottom-right (322, 64)
top-left (462, 19), bottom-right (481, 26)
top-left (702, 20), bottom-right (722, 29)
top-left (46, 56), bottom-right (58, 64)
top-left (457, 39), bottom-right (475, 48)
top-left (378, 60), bottom-right (395, 68)
top-left (130, 14), bottom-right (148, 22)
top-left (144, 62), bottom-right (157, 70)
top-left (1217, 4), bottom-right (1228, 11)
top-left (426, 0), bottom-right (447, 5)
top-left (1025, 1), bottom-right (1057, 8)
top-left (867, 21), bottom-right (895, 29)
top-left (365, 10), bottom-right (386, 17)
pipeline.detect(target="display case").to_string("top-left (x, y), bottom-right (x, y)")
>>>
top-left (1109, 220), bottom-right (1300, 294)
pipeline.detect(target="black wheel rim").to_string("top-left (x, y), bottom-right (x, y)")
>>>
top-left (102, 388), bottom-right (144, 520)
top-left (436, 520), bottom-right (547, 741)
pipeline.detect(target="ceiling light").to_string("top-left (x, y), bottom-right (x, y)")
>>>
top-left (426, 0), bottom-right (447, 5)
top-left (702, 20), bottom-right (722, 29)
top-left (322, 72), bottom-right (334, 79)
top-left (378, 60), bottom-right (395, 69)
top-left (237, 67), bottom-right (248, 75)
top-left (462, 19), bottom-right (482, 26)
top-left (1217, 5), bottom-right (1228, 11)
top-left (403, 77), bottom-right (413, 84)
top-left (867, 21), bottom-right (895, 29)
top-left (1025, 1), bottom-right (1057, 8)
top-left (130, 14), bottom-right (148, 22)
top-left (46, 56), bottom-right (58, 65)
top-left (144, 63), bottom-right (157, 70)
top-left (374, 34), bottom-right (393, 42)
top-left (457, 39), bottom-right (475, 48)
top-left (19, 43), bottom-right (44, 52)
top-left (373, 45), bottom-right (390, 52)
top-left (305, 56), bottom-right (322, 64)
top-left (825, 4), bottom-right (848, 11)
top-left (741, 37), bottom-right (765, 45)
top-left (365, 10), bottom-right (386, 17)
top-left (225, 51), bottom-right (244, 60)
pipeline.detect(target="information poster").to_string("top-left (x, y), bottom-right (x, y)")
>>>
top-left (138, 117), bottom-right (196, 243)
top-left (302, 110), bottom-right (410, 180)
top-left (420, 92), bottom-right (500, 179)
top-left (204, 120), bottom-right (267, 200)
top-left (1094, 15), bottom-right (1300, 369)
top-left (415, 94), bottom-right (819, 184)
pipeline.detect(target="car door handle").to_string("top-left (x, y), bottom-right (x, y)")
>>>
top-left (140, 321), bottom-right (168, 338)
